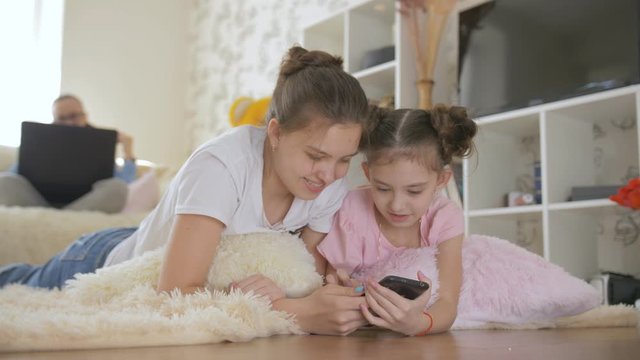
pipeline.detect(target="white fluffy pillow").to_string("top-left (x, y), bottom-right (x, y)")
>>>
top-left (66, 232), bottom-right (323, 301)
top-left (0, 145), bottom-right (17, 172)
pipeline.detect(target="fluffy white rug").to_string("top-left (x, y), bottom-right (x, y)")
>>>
top-left (0, 232), bottom-right (637, 352)
top-left (0, 232), bottom-right (321, 352)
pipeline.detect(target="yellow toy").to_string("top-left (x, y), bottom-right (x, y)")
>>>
top-left (229, 97), bottom-right (271, 127)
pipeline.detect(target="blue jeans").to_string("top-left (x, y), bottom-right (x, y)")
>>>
top-left (0, 227), bottom-right (137, 289)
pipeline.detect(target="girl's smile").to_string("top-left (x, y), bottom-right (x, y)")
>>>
top-left (387, 212), bottom-right (410, 223)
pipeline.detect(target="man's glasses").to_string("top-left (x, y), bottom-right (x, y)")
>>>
top-left (54, 112), bottom-right (85, 123)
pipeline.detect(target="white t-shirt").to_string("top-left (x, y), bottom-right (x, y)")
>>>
top-left (105, 125), bottom-right (349, 266)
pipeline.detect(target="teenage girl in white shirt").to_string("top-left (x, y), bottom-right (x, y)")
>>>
top-left (0, 46), bottom-right (371, 335)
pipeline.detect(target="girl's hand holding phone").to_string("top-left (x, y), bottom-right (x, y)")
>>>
top-left (360, 271), bottom-right (433, 336)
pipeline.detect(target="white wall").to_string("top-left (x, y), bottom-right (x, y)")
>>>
top-left (61, 0), bottom-right (190, 169)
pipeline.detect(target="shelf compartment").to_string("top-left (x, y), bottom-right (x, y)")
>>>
top-left (353, 60), bottom-right (395, 103)
top-left (545, 93), bottom-right (638, 204)
top-left (548, 206), bottom-right (640, 280)
top-left (303, 13), bottom-right (345, 59)
top-left (347, 0), bottom-right (396, 73)
top-left (466, 113), bottom-right (541, 211)
top-left (467, 211), bottom-right (543, 257)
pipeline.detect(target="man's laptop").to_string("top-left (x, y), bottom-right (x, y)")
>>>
top-left (18, 121), bottom-right (117, 206)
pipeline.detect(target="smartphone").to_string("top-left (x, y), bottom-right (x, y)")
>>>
top-left (378, 275), bottom-right (429, 300)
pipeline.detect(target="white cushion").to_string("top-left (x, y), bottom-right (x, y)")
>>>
top-left (0, 145), bottom-right (17, 172)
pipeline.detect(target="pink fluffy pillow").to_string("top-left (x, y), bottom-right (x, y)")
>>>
top-left (352, 234), bottom-right (600, 327)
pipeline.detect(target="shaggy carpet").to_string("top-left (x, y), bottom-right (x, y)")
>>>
top-left (0, 233), bottom-right (637, 352)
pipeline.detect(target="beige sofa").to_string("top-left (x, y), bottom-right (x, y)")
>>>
top-left (0, 145), bottom-right (170, 265)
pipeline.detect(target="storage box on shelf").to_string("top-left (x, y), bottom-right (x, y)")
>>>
top-left (464, 85), bottom-right (640, 279)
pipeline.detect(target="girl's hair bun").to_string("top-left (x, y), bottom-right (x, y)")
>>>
top-left (430, 104), bottom-right (477, 163)
top-left (279, 46), bottom-right (344, 78)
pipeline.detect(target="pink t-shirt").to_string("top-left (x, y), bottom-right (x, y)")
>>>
top-left (317, 187), bottom-right (464, 276)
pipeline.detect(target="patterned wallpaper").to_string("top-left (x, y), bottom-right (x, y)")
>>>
top-left (593, 116), bottom-right (639, 276)
top-left (186, 0), bottom-right (356, 149)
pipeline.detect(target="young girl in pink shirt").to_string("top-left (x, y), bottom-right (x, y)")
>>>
top-left (317, 105), bottom-right (477, 336)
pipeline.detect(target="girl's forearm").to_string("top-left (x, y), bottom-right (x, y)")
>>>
top-left (420, 297), bottom-right (458, 334)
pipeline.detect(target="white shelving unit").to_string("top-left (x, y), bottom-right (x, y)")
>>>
top-left (302, 0), bottom-right (419, 110)
top-left (464, 85), bottom-right (640, 279)
top-left (302, 0), bottom-right (640, 281)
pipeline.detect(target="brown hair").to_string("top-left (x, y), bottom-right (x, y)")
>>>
top-left (267, 46), bottom-right (369, 133)
top-left (364, 105), bottom-right (477, 171)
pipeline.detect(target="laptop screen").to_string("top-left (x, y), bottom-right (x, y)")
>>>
top-left (18, 122), bottom-right (118, 205)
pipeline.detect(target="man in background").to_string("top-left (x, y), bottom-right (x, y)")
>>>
top-left (0, 95), bottom-right (137, 213)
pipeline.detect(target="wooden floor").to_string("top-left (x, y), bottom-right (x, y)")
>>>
top-left (1, 327), bottom-right (639, 360)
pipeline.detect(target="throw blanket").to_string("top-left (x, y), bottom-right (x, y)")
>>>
top-left (0, 205), bottom-right (146, 265)
top-left (0, 233), bottom-right (637, 352)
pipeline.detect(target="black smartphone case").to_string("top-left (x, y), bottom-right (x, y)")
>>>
top-left (378, 276), bottom-right (429, 300)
